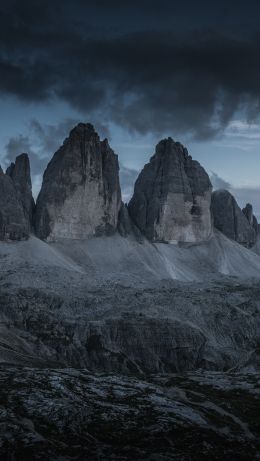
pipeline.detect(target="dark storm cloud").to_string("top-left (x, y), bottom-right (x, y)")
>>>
top-left (1, 1), bottom-right (260, 138)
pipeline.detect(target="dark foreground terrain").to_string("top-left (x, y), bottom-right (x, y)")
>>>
top-left (0, 368), bottom-right (259, 460)
top-left (0, 235), bottom-right (260, 459)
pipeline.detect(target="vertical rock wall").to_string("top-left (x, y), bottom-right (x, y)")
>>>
top-left (128, 138), bottom-right (213, 243)
top-left (35, 123), bottom-right (122, 241)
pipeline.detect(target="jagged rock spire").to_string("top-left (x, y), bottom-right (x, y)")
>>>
top-left (0, 154), bottom-right (34, 240)
top-left (6, 153), bottom-right (35, 228)
top-left (34, 123), bottom-right (122, 241)
top-left (242, 203), bottom-right (259, 234)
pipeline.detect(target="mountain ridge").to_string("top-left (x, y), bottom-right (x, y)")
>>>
top-left (1, 122), bottom-right (258, 247)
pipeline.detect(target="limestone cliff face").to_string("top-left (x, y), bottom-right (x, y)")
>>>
top-left (128, 138), bottom-right (213, 243)
top-left (0, 154), bottom-right (34, 240)
top-left (6, 153), bottom-right (35, 228)
top-left (35, 123), bottom-right (122, 241)
top-left (211, 190), bottom-right (257, 247)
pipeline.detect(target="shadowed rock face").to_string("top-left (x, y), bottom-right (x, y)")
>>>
top-left (253, 216), bottom-right (259, 234)
top-left (128, 138), bottom-right (212, 243)
top-left (242, 203), bottom-right (254, 226)
top-left (34, 123), bottom-right (122, 241)
top-left (212, 190), bottom-right (257, 247)
top-left (243, 203), bottom-right (259, 234)
top-left (0, 168), bottom-right (28, 240)
top-left (0, 368), bottom-right (259, 461)
top-left (6, 153), bottom-right (35, 228)
top-left (0, 154), bottom-right (34, 240)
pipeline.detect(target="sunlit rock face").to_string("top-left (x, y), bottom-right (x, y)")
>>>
top-left (128, 138), bottom-right (213, 243)
top-left (211, 190), bottom-right (257, 247)
top-left (35, 123), bottom-right (122, 241)
top-left (0, 154), bottom-right (34, 241)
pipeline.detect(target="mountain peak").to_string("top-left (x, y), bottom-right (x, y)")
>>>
top-left (128, 139), bottom-right (212, 243)
top-left (35, 124), bottom-right (121, 241)
top-left (6, 153), bottom-right (32, 187)
top-left (70, 122), bottom-right (96, 136)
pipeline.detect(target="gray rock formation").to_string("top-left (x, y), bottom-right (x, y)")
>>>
top-left (6, 153), bottom-right (35, 228)
top-left (242, 203), bottom-right (259, 234)
top-left (35, 123), bottom-right (122, 241)
top-left (253, 216), bottom-right (259, 234)
top-left (0, 162), bottom-right (31, 241)
top-left (242, 203), bottom-right (254, 225)
top-left (128, 138), bottom-right (213, 243)
top-left (211, 190), bottom-right (257, 247)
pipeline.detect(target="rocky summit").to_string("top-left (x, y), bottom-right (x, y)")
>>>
top-left (34, 123), bottom-right (122, 241)
top-left (0, 154), bottom-right (33, 240)
top-left (211, 189), bottom-right (258, 248)
top-left (128, 138), bottom-right (213, 243)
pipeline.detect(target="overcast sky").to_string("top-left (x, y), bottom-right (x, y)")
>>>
top-left (0, 0), bottom-right (260, 217)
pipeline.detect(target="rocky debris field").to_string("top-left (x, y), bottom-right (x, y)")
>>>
top-left (0, 276), bottom-right (260, 373)
top-left (0, 367), bottom-right (259, 461)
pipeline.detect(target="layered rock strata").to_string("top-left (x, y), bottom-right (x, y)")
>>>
top-left (128, 138), bottom-right (213, 243)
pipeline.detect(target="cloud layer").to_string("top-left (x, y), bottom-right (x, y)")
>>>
top-left (1, 1), bottom-right (260, 138)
